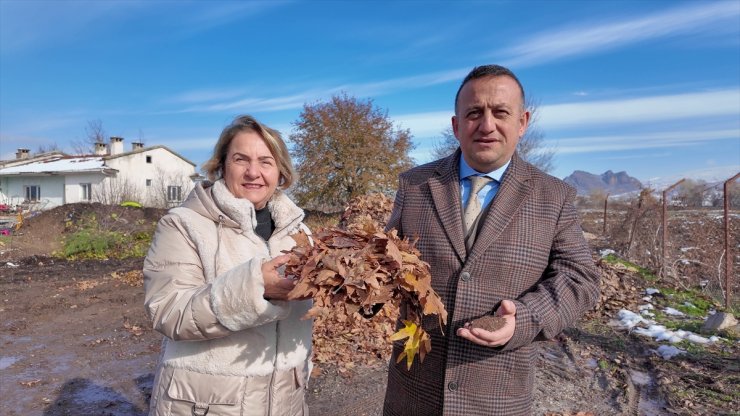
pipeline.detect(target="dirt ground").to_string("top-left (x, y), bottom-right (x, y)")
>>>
top-left (1, 204), bottom-right (737, 415)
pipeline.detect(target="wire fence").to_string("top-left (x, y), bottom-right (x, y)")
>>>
top-left (578, 173), bottom-right (740, 310)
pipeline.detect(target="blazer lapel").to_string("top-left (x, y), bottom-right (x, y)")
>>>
top-left (467, 153), bottom-right (532, 264)
top-left (429, 151), bottom-right (467, 263)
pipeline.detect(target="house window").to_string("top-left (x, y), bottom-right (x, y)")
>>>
top-left (24, 185), bottom-right (41, 201)
top-left (167, 186), bottom-right (182, 202)
top-left (146, 179), bottom-right (152, 187)
top-left (146, 155), bottom-right (152, 163)
top-left (80, 183), bottom-right (92, 201)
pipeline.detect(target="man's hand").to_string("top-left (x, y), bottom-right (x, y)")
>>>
top-left (456, 300), bottom-right (516, 347)
top-left (262, 255), bottom-right (296, 301)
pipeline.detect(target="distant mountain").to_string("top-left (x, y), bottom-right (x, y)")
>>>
top-left (563, 170), bottom-right (643, 196)
top-left (643, 165), bottom-right (740, 190)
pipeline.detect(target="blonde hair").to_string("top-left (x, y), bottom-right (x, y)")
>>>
top-left (201, 115), bottom-right (295, 188)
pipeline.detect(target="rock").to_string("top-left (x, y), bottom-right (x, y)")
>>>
top-left (719, 324), bottom-right (740, 338)
top-left (701, 312), bottom-right (738, 334)
top-left (583, 231), bottom-right (598, 241)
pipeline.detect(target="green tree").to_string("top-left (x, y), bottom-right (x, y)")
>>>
top-left (289, 94), bottom-right (414, 211)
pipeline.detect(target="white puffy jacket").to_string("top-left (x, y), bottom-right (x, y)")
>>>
top-left (144, 179), bottom-right (312, 416)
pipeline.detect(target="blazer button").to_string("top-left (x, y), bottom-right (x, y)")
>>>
top-left (448, 381), bottom-right (459, 391)
top-left (460, 271), bottom-right (471, 282)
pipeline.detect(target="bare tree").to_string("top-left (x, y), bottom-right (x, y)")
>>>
top-left (584, 188), bottom-right (609, 209)
top-left (430, 126), bottom-right (457, 160)
top-left (430, 97), bottom-right (556, 173)
top-left (149, 167), bottom-right (194, 208)
top-left (34, 142), bottom-right (62, 155)
top-left (517, 98), bottom-right (555, 173)
top-left (93, 175), bottom-right (141, 205)
top-left (71, 119), bottom-right (107, 155)
top-left (674, 179), bottom-right (709, 208)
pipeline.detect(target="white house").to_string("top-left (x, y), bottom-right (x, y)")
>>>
top-left (0, 137), bottom-right (202, 211)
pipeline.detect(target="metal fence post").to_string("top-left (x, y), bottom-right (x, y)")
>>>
top-left (723, 173), bottom-right (739, 309)
top-left (602, 193), bottom-right (610, 235)
top-left (662, 179), bottom-right (685, 279)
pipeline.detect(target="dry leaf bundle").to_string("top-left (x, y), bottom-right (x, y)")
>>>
top-left (285, 221), bottom-right (447, 370)
top-left (338, 193), bottom-right (393, 230)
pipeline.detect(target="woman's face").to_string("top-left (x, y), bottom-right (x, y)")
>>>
top-left (223, 131), bottom-right (280, 209)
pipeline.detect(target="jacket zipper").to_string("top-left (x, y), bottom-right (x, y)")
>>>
top-left (266, 212), bottom-right (302, 415)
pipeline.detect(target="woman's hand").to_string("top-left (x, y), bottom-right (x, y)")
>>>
top-left (262, 254), bottom-right (296, 301)
top-left (456, 300), bottom-right (517, 347)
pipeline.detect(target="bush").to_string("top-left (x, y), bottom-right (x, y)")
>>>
top-left (59, 212), bottom-right (153, 260)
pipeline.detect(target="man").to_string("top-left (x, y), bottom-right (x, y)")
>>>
top-left (383, 65), bottom-right (601, 415)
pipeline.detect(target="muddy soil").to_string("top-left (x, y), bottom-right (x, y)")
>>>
top-left (0, 256), bottom-right (650, 416)
top-left (1, 204), bottom-right (737, 415)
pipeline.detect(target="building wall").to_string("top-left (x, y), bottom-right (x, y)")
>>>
top-left (0, 177), bottom-right (9, 205)
top-left (64, 173), bottom-right (107, 204)
top-left (0, 147), bottom-right (198, 210)
top-left (104, 148), bottom-right (196, 207)
top-left (0, 175), bottom-right (65, 209)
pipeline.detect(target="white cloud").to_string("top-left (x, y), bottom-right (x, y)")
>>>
top-left (388, 88), bottom-right (740, 141)
top-left (180, 93), bottom-right (316, 113)
top-left (599, 152), bottom-right (673, 161)
top-left (168, 1), bottom-right (293, 38)
top-left (554, 128), bottom-right (740, 155)
top-left (0, 1), bottom-right (290, 54)
top-left (393, 111), bottom-right (452, 138)
top-left (539, 89), bottom-right (740, 129)
top-left (167, 68), bottom-right (467, 114)
top-left (152, 137), bottom-right (216, 152)
top-left (500, 1), bottom-right (740, 66)
top-left (645, 164), bottom-right (740, 185)
top-left (165, 88), bottom-right (251, 105)
top-left (337, 69), bottom-right (467, 97)
top-left (0, 0), bottom-right (146, 53)
top-left (161, 1), bottom-right (738, 118)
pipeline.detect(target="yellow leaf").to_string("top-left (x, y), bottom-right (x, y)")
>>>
top-left (389, 320), bottom-right (417, 341)
top-left (390, 321), bottom-right (423, 370)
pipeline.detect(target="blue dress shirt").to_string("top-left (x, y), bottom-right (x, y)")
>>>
top-left (459, 156), bottom-right (510, 211)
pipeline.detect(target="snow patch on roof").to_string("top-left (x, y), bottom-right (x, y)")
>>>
top-left (0, 157), bottom-right (107, 174)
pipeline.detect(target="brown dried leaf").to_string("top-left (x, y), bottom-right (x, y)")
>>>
top-left (284, 224), bottom-right (446, 370)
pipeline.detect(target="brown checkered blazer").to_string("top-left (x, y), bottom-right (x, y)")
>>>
top-left (383, 151), bottom-right (601, 416)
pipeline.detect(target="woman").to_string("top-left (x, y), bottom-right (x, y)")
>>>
top-left (144, 115), bottom-right (312, 415)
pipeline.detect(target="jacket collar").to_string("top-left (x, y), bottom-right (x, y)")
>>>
top-left (428, 151), bottom-right (534, 264)
top-left (429, 150), bottom-right (466, 262)
top-left (466, 153), bottom-right (533, 263)
top-left (182, 179), bottom-right (304, 236)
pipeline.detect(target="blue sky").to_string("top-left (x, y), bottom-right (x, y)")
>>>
top-left (1, 0), bottom-right (739, 186)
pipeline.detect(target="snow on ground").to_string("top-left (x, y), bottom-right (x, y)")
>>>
top-left (656, 345), bottom-right (685, 359)
top-left (613, 288), bottom-right (724, 359)
top-left (663, 307), bottom-right (685, 316)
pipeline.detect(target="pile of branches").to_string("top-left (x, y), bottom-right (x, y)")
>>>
top-left (286, 219), bottom-right (447, 370)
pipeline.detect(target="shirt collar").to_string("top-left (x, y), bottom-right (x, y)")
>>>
top-left (459, 155), bottom-right (510, 182)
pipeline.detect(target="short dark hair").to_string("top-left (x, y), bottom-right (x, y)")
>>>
top-left (454, 65), bottom-right (526, 112)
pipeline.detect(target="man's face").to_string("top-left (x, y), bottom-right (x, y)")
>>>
top-left (452, 75), bottom-right (530, 172)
